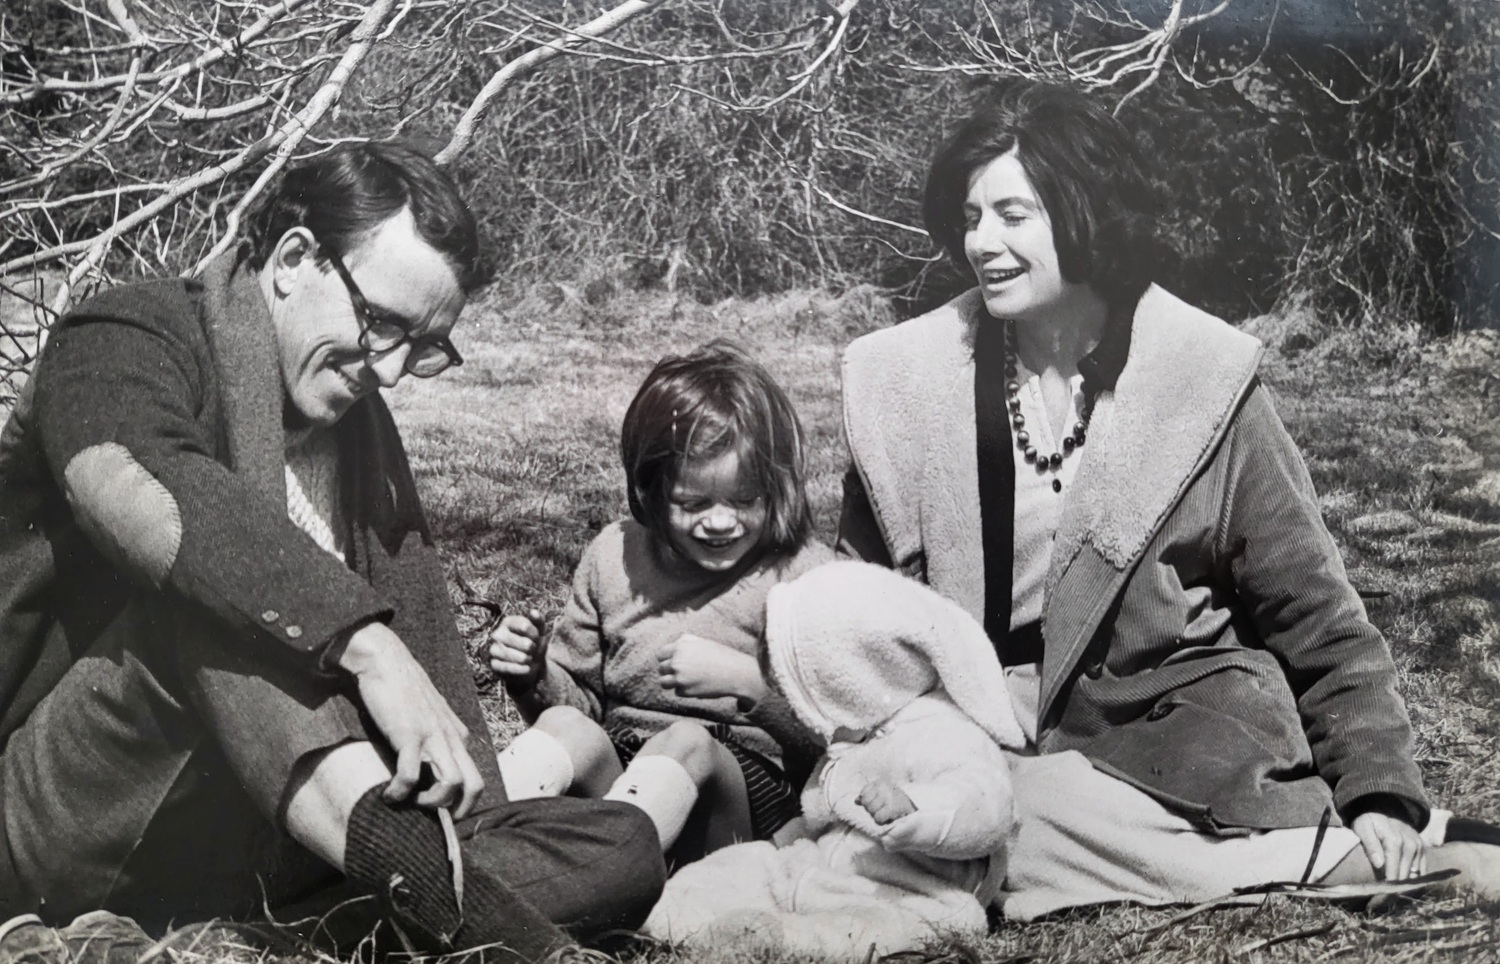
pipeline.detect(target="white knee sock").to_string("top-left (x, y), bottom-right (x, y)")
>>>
top-left (496, 727), bottom-right (576, 801)
top-left (604, 754), bottom-right (699, 851)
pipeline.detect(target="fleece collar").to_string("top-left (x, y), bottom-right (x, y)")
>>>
top-left (1036, 286), bottom-right (1262, 719)
top-left (1048, 286), bottom-right (1262, 582)
top-left (842, 284), bottom-right (1262, 712)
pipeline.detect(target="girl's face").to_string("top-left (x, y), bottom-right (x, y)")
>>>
top-left (962, 148), bottom-right (1083, 326)
top-left (664, 448), bottom-right (768, 574)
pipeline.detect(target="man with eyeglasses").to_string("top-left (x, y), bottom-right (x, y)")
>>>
top-left (0, 141), bottom-right (663, 960)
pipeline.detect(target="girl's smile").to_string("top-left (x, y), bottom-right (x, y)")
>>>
top-left (664, 449), bottom-right (767, 573)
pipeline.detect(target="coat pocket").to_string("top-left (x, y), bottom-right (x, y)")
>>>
top-left (1057, 647), bottom-right (1335, 829)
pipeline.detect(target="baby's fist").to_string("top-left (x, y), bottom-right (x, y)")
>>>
top-left (857, 782), bottom-right (916, 825)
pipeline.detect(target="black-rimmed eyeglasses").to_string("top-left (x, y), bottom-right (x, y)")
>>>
top-left (325, 247), bottom-right (463, 378)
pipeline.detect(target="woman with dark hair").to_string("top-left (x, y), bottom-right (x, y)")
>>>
top-left (838, 80), bottom-right (1500, 919)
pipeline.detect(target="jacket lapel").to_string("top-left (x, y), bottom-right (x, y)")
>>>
top-left (199, 252), bottom-right (284, 501)
top-left (1038, 287), bottom-right (1263, 722)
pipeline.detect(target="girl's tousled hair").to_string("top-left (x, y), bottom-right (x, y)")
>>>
top-left (621, 339), bottom-right (812, 558)
top-left (922, 79), bottom-right (1162, 309)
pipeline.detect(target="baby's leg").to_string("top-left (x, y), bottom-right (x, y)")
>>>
top-left (497, 706), bottom-right (622, 800)
top-left (605, 720), bottom-right (751, 856)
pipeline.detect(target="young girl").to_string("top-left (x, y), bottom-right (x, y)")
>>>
top-left (488, 340), bottom-right (832, 861)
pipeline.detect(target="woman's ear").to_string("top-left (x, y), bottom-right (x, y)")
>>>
top-left (268, 227), bottom-right (318, 297)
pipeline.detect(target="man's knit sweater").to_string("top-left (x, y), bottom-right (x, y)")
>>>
top-left (526, 520), bottom-right (831, 771)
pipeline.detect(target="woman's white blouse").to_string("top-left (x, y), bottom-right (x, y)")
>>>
top-left (1010, 366), bottom-right (1087, 631)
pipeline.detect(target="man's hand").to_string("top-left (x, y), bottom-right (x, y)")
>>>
top-left (487, 610), bottom-right (549, 690)
top-left (657, 633), bottom-right (765, 703)
top-left (857, 782), bottom-right (916, 825)
top-left (1352, 810), bottom-right (1426, 881)
top-left (339, 621), bottom-right (484, 818)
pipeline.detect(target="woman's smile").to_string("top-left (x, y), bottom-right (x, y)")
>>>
top-left (962, 148), bottom-right (1083, 326)
top-left (982, 266), bottom-right (1026, 286)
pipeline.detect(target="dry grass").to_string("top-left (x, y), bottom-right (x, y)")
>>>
top-left (199, 287), bottom-right (1500, 961)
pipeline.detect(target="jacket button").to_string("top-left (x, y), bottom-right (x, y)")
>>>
top-left (285, 625), bottom-right (303, 640)
top-left (261, 610), bottom-right (279, 623)
top-left (1146, 702), bottom-right (1174, 722)
top-left (1083, 659), bottom-right (1105, 679)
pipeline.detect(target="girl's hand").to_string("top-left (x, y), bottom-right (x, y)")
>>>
top-left (1352, 811), bottom-right (1426, 880)
top-left (858, 782), bottom-right (916, 825)
top-left (658, 633), bottom-right (765, 703)
top-left (487, 610), bottom-right (549, 689)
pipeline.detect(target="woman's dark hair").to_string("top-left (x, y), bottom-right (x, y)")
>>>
top-left (245, 139), bottom-right (482, 292)
top-left (923, 80), bottom-right (1161, 308)
top-left (621, 339), bottom-right (812, 558)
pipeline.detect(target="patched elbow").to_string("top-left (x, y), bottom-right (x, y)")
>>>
top-left (63, 442), bottom-right (182, 587)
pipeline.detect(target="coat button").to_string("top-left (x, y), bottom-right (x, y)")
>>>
top-left (261, 610), bottom-right (279, 623)
top-left (285, 625), bottom-right (303, 640)
top-left (1083, 659), bottom-right (1105, 679)
top-left (1146, 702), bottom-right (1174, 722)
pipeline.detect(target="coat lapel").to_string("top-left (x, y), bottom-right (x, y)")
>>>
top-left (1038, 287), bottom-right (1263, 722)
top-left (198, 252), bottom-right (284, 501)
top-left (919, 356), bottom-right (986, 625)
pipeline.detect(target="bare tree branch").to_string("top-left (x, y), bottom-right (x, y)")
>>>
top-left (437, 0), bottom-right (670, 164)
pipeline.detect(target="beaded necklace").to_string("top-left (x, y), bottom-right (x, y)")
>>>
top-left (1004, 321), bottom-right (1092, 474)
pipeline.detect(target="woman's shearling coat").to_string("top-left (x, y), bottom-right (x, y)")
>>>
top-left (838, 286), bottom-right (1428, 833)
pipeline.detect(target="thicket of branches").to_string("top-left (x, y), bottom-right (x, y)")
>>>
top-left (4, 0), bottom-right (1498, 404)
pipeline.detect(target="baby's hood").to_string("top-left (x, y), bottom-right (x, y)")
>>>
top-left (764, 560), bottom-right (1026, 750)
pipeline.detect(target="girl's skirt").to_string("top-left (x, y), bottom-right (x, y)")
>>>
top-left (606, 721), bottom-right (799, 841)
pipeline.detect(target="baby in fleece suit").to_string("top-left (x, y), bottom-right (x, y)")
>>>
top-left (643, 561), bottom-right (1027, 958)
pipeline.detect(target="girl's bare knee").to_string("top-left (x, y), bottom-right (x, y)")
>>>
top-left (534, 705), bottom-right (593, 740)
top-left (639, 720), bottom-right (720, 783)
top-left (534, 706), bottom-right (615, 774)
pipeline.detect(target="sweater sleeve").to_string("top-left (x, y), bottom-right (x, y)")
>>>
top-left (1218, 385), bottom-right (1428, 827)
top-left (523, 535), bottom-right (607, 723)
top-left (31, 304), bottom-right (388, 658)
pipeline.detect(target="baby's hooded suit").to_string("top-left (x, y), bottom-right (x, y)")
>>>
top-left (643, 561), bottom-right (1027, 957)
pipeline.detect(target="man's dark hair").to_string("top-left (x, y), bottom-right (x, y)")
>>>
top-left (923, 80), bottom-right (1162, 309)
top-left (245, 140), bottom-right (482, 293)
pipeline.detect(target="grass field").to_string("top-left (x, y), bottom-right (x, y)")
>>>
top-left (370, 282), bottom-right (1500, 963)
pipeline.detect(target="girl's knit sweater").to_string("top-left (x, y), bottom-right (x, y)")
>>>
top-left (525, 519), bottom-right (832, 771)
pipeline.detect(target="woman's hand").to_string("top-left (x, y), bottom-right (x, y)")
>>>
top-left (1352, 811), bottom-right (1426, 880)
top-left (487, 610), bottom-right (549, 690)
top-left (657, 633), bottom-right (766, 704)
top-left (858, 782), bottom-right (916, 825)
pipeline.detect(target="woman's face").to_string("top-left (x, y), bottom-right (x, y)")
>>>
top-left (962, 148), bottom-right (1081, 325)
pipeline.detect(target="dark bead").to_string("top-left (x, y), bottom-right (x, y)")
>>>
top-left (1006, 366), bottom-right (1017, 378)
top-left (1074, 421), bottom-right (1086, 434)
top-left (1049, 451), bottom-right (1063, 468)
top-left (1012, 413), bottom-right (1025, 429)
top-left (1008, 398), bottom-right (1022, 412)
top-left (1062, 436), bottom-right (1075, 451)
top-left (1024, 446), bottom-right (1037, 463)
top-left (1075, 431), bottom-right (1086, 446)
top-left (1015, 430), bottom-right (1029, 445)
top-left (1052, 479), bottom-right (1063, 493)
top-left (1006, 381), bottom-right (1019, 393)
